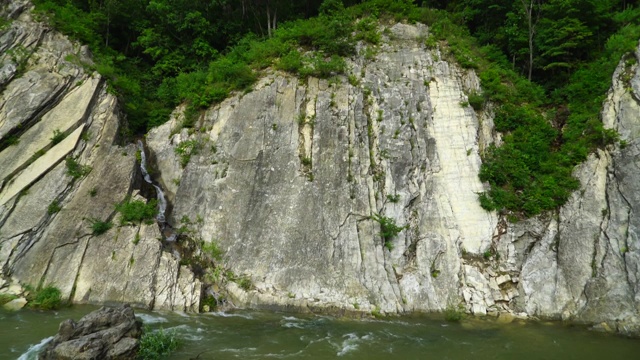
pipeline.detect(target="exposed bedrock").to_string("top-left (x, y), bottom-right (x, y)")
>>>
top-left (0, 1), bottom-right (199, 312)
top-left (1, 1), bottom-right (640, 337)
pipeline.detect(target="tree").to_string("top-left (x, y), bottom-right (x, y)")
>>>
top-left (519, 0), bottom-right (543, 80)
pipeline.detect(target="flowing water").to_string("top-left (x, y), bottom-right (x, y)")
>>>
top-left (137, 140), bottom-right (168, 224)
top-left (4, 306), bottom-right (640, 360)
top-left (17, 145), bottom-right (628, 359)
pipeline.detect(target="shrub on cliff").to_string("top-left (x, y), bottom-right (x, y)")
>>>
top-left (88, 218), bottom-right (113, 235)
top-left (116, 198), bottom-right (159, 225)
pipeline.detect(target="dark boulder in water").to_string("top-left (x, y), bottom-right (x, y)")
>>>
top-left (39, 305), bottom-right (142, 360)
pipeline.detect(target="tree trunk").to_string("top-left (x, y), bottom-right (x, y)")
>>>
top-left (519, 0), bottom-right (541, 81)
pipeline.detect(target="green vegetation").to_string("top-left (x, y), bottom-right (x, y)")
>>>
top-left (466, 91), bottom-right (485, 111)
top-left (65, 157), bottom-right (92, 179)
top-left (225, 270), bottom-right (253, 291)
top-left (50, 129), bottom-right (66, 145)
top-left (386, 194), bottom-right (401, 203)
top-left (174, 139), bottom-right (200, 168)
top-left (371, 213), bottom-right (406, 251)
top-left (115, 198), bottom-right (158, 224)
top-left (26, 285), bottom-right (63, 310)
top-left (301, 156), bottom-right (313, 167)
top-left (371, 306), bottom-right (383, 318)
top-left (88, 218), bottom-right (113, 235)
top-left (47, 199), bottom-right (62, 214)
top-left (32, 0), bottom-right (640, 218)
top-left (444, 305), bottom-right (465, 322)
top-left (0, 135), bottom-right (20, 148)
top-left (137, 327), bottom-right (181, 360)
top-left (202, 240), bottom-right (223, 262)
top-left (422, 0), bottom-right (640, 217)
top-left (237, 277), bottom-right (253, 291)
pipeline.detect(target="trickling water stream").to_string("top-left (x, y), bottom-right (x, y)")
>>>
top-left (137, 140), bottom-right (179, 243)
top-left (137, 140), bottom-right (167, 224)
top-left (6, 306), bottom-right (640, 360)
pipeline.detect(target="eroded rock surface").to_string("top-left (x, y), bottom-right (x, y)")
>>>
top-left (146, 25), bottom-right (640, 335)
top-left (1, 0), bottom-right (639, 337)
top-left (148, 23), bottom-right (498, 315)
top-left (39, 305), bottom-right (142, 360)
top-left (0, 1), bottom-right (199, 312)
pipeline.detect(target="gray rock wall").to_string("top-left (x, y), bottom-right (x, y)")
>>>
top-left (0, 1), bottom-right (199, 312)
top-left (147, 23), bottom-right (499, 315)
top-left (1, 0), bottom-right (639, 337)
top-left (147, 25), bottom-right (640, 335)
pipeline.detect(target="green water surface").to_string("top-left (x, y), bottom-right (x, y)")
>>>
top-left (2, 306), bottom-right (640, 359)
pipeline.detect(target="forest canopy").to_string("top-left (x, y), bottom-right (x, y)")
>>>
top-left (29, 0), bottom-right (640, 217)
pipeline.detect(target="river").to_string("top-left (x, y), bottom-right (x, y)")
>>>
top-left (4, 306), bottom-right (640, 359)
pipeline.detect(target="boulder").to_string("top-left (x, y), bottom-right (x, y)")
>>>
top-left (39, 305), bottom-right (142, 360)
top-left (2, 297), bottom-right (27, 311)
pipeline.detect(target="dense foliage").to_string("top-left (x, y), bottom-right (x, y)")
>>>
top-left (137, 327), bottom-right (181, 360)
top-left (26, 285), bottom-right (63, 310)
top-left (115, 198), bottom-right (159, 224)
top-left (428, 0), bottom-right (640, 216)
top-left (29, 0), bottom-right (640, 217)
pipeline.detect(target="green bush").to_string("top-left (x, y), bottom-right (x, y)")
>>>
top-left (371, 214), bottom-right (405, 241)
top-left (371, 213), bottom-right (406, 251)
top-left (202, 240), bottom-right (223, 262)
top-left (174, 139), bottom-right (200, 168)
top-left (386, 194), bottom-right (400, 203)
top-left (27, 285), bottom-right (62, 310)
top-left (50, 129), bottom-right (66, 145)
top-left (89, 218), bottom-right (113, 235)
top-left (0, 135), bottom-right (20, 148)
top-left (355, 16), bottom-right (381, 45)
top-left (444, 306), bottom-right (465, 322)
top-left (47, 200), bottom-right (62, 214)
top-left (137, 327), bottom-right (181, 360)
top-left (116, 199), bottom-right (158, 224)
top-left (467, 91), bottom-right (485, 111)
top-left (65, 157), bottom-right (92, 179)
top-left (276, 49), bottom-right (304, 73)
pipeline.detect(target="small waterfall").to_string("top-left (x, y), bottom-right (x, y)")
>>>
top-left (137, 140), bottom-right (167, 223)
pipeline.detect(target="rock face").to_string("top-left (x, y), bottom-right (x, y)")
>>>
top-left (1, 0), bottom-right (640, 337)
top-left (39, 305), bottom-right (142, 360)
top-left (147, 23), bottom-right (640, 334)
top-left (148, 23), bottom-right (496, 314)
top-left (504, 45), bottom-right (640, 335)
top-left (0, 1), bottom-right (200, 312)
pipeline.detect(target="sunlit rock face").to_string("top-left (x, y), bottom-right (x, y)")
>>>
top-left (0, 1), bottom-right (199, 312)
top-left (149, 22), bottom-right (497, 315)
top-left (2, 0), bottom-right (640, 337)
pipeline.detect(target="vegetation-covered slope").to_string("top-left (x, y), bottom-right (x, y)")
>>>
top-left (26, 0), bottom-right (640, 216)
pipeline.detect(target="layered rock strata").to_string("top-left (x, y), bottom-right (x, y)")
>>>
top-left (39, 305), bottom-right (142, 360)
top-left (1, 0), bottom-right (639, 337)
top-left (0, 0), bottom-right (200, 312)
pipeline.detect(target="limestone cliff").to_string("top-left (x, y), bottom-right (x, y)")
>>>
top-left (1, 0), bottom-right (639, 336)
top-left (0, 0), bottom-right (200, 312)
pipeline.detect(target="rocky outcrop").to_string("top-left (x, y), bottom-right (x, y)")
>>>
top-left (39, 305), bottom-right (142, 360)
top-left (1, 0), bottom-right (639, 337)
top-left (147, 23), bottom-right (497, 315)
top-left (146, 23), bottom-right (640, 335)
top-left (508, 45), bottom-right (640, 335)
top-left (0, 1), bottom-right (200, 312)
